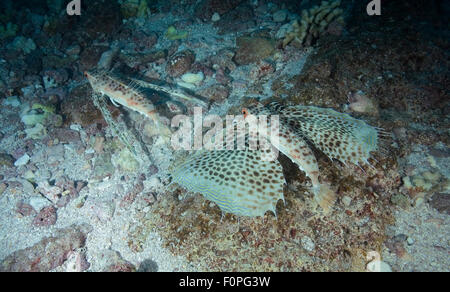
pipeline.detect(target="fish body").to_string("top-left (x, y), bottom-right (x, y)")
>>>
top-left (85, 70), bottom-right (189, 137)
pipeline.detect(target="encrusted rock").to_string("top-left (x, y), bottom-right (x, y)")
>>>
top-left (33, 206), bottom-right (57, 227)
top-left (429, 193), bottom-right (450, 215)
top-left (16, 201), bottom-right (37, 217)
top-left (0, 224), bottom-right (92, 271)
top-left (234, 36), bottom-right (276, 65)
top-left (198, 84), bottom-right (230, 102)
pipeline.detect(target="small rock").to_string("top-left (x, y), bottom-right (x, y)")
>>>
top-left (301, 236), bottom-right (315, 252)
top-left (198, 84), bottom-right (229, 102)
top-left (137, 259), bottom-right (158, 272)
top-left (211, 12), bottom-right (221, 22)
top-left (29, 196), bottom-right (52, 212)
top-left (0, 183), bottom-right (7, 195)
top-left (0, 153), bottom-right (15, 167)
top-left (273, 10), bottom-right (287, 22)
top-left (342, 196), bottom-right (352, 206)
top-left (181, 72), bottom-right (204, 85)
top-left (97, 47), bottom-right (119, 71)
top-left (14, 154), bottom-right (30, 167)
top-left (2, 96), bottom-right (21, 107)
top-left (234, 36), bottom-right (276, 65)
top-left (100, 250), bottom-right (136, 272)
top-left (16, 201), bottom-right (37, 217)
top-left (429, 193), bottom-right (450, 215)
top-left (37, 180), bottom-right (62, 204)
top-left (0, 224), bottom-right (91, 271)
top-left (33, 206), bottom-right (57, 227)
top-left (65, 251), bottom-right (90, 272)
top-left (406, 237), bottom-right (414, 246)
top-left (65, 44), bottom-right (81, 55)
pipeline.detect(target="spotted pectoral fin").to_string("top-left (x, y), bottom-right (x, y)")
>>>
top-left (279, 105), bottom-right (381, 166)
top-left (270, 123), bottom-right (321, 186)
top-left (170, 147), bottom-right (285, 218)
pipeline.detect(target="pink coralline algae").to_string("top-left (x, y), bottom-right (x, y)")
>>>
top-left (33, 206), bottom-right (57, 227)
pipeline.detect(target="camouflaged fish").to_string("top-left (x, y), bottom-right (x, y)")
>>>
top-left (85, 69), bottom-right (207, 137)
top-left (171, 101), bottom-right (387, 217)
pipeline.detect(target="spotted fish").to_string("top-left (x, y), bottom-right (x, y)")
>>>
top-left (171, 101), bottom-right (385, 217)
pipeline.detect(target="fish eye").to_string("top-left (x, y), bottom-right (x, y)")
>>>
top-left (242, 108), bottom-right (248, 116)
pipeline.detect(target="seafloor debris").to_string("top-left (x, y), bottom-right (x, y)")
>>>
top-left (0, 224), bottom-right (92, 272)
top-left (282, 0), bottom-right (344, 48)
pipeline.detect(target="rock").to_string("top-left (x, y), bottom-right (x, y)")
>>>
top-left (49, 128), bottom-right (80, 144)
top-left (429, 193), bottom-right (450, 215)
top-left (65, 44), bottom-right (81, 55)
top-left (80, 45), bottom-right (109, 71)
top-left (0, 224), bottom-right (92, 271)
top-left (37, 180), bottom-right (62, 204)
top-left (181, 72), bottom-right (204, 85)
top-left (24, 123), bottom-right (47, 140)
top-left (348, 90), bottom-right (379, 116)
top-left (14, 154), bottom-right (30, 167)
top-left (137, 259), bottom-right (158, 272)
top-left (209, 48), bottom-right (236, 72)
top-left (273, 10), bottom-right (288, 22)
top-left (92, 153), bottom-right (115, 180)
top-left (198, 84), bottom-right (229, 102)
top-left (61, 83), bottom-right (107, 128)
top-left (112, 148), bottom-right (139, 172)
top-left (275, 23), bottom-right (294, 39)
top-left (65, 251), bottom-right (90, 272)
top-left (214, 67), bottom-right (232, 85)
top-left (0, 183), bottom-right (6, 196)
top-left (234, 36), bottom-right (276, 65)
top-left (0, 153), bottom-right (15, 167)
top-left (7, 36), bottom-right (36, 54)
top-left (42, 69), bottom-right (69, 88)
top-left (32, 206), bottom-right (57, 227)
top-left (166, 50), bottom-right (195, 78)
top-left (132, 30), bottom-right (158, 51)
top-left (195, 0), bottom-right (243, 21)
top-left (249, 60), bottom-right (275, 80)
top-left (16, 201), bottom-right (36, 217)
top-left (2, 96), bottom-right (20, 107)
top-left (99, 250), bottom-right (136, 272)
top-left (29, 196), bottom-right (52, 212)
top-left (97, 47), bottom-right (119, 71)
top-left (342, 196), bottom-right (352, 207)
